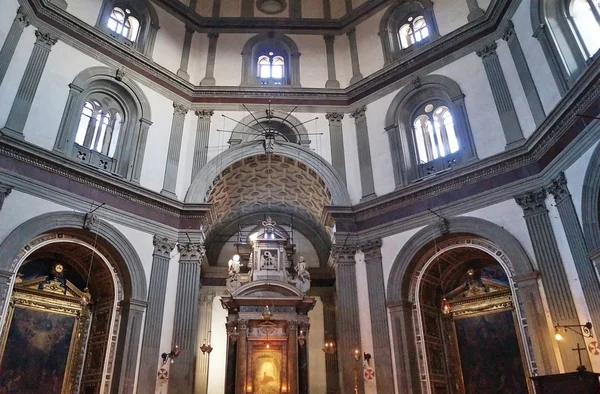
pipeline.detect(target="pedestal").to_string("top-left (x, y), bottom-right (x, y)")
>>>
top-left (531, 371), bottom-right (600, 394)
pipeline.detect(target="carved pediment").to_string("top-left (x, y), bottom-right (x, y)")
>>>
top-left (15, 277), bottom-right (85, 300)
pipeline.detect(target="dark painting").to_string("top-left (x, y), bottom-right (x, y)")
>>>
top-left (0, 307), bottom-right (76, 394)
top-left (455, 310), bottom-right (528, 394)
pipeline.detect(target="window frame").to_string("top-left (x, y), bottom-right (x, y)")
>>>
top-left (241, 33), bottom-right (301, 87)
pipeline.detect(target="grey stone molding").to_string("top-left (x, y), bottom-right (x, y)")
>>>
top-left (195, 290), bottom-right (216, 394)
top-left (0, 183), bottom-right (13, 212)
top-left (0, 211), bottom-right (148, 394)
top-left (192, 109), bottom-right (215, 180)
top-left (1, 30), bottom-right (57, 139)
top-left (515, 190), bottom-right (590, 371)
top-left (331, 244), bottom-right (364, 394)
top-left (200, 33), bottom-right (219, 86)
top-left (324, 35), bottom-right (340, 89)
top-left (547, 173), bottom-right (600, 346)
top-left (0, 7), bottom-right (30, 87)
top-left (177, 26), bottom-right (195, 81)
top-left (170, 242), bottom-right (205, 393)
top-left (325, 112), bottom-right (346, 183)
top-left (466, 0), bottom-right (485, 22)
top-left (137, 236), bottom-right (175, 394)
top-left (350, 106), bottom-right (376, 201)
top-left (161, 103), bottom-right (190, 199)
top-left (347, 28), bottom-right (363, 85)
top-left (476, 42), bottom-right (524, 148)
top-left (582, 140), bottom-right (600, 255)
top-left (240, 33), bottom-right (301, 87)
top-left (358, 239), bottom-right (394, 394)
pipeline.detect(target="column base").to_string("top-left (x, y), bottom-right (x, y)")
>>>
top-left (467, 8), bottom-right (485, 22)
top-left (0, 127), bottom-right (25, 141)
top-left (325, 79), bottom-right (340, 88)
top-left (200, 77), bottom-right (216, 86)
top-left (349, 73), bottom-right (364, 85)
top-left (160, 189), bottom-right (179, 200)
top-left (177, 69), bottom-right (190, 81)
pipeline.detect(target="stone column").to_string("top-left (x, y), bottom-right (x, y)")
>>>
top-left (177, 26), bottom-right (194, 81)
top-left (360, 239), bottom-right (394, 394)
top-left (169, 243), bottom-right (205, 393)
top-left (323, 0), bottom-right (332, 19)
top-left (515, 190), bottom-right (591, 371)
top-left (0, 183), bottom-right (13, 212)
top-left (388, 301), bottom-right (420, 394)
top-left (324, 36), bottom-right (340, 88)
top-left (477, 42), bottom-right (524, 149)
top-left (347, 28), bottom-right (363, 85)
top-left (0, 7), bottom-right (29, 86)
top-left (502, 21), bottom-right (546, 127)
top-left (137, 236), bottom-right (175, 394)
top-left (2, 30), bottom-right (57, 139)
top-left (161, 104), bottom-right (189, 199)
top-left (350, 107), bottom-right (376, 201)
top-left (325, 112), bottom-right (346, 183)
top-left (332, 245), bottom-right (364, 394)
top-left (212, 0), bottom-right (221, 17)
top-left (466, 0), bottom-right (484, 21)
top-left (385, 124), bottom-right (405, 188)
top-left (195, 291), bottom-right (216, 394)
top-left (192, 110), bottom-right (214, 180)
top-left (236, 320), bottom-right (249, 394)
top-left (548, 173), bottom-right (600, 344)
top-left (321, 292), bottom-right (339, 394)
top-left (288, 320), bottom-right (299, 394)
top-left (201, 33), bottom-right (219, 86)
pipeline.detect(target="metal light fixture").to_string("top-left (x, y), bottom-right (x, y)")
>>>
top-left (554, 321), bottom-right (593, 341)
top-left (161, 345), bottom-right (181, 365)
top-left (352, 348), bottom-right (361, 361)
top-left (298, 328), bottom-right (306, 347)
top-left (200, 331), bottom-right (213, 355)
top-left (322, 340), bottom-right (336, 354)
top-left (441, 298), bottom-right (451, 315)
top-left (262, 305), bottom-right (273, 320)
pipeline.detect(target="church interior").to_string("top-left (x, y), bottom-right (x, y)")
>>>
top-left (0, 0), bottom-right (600, 393)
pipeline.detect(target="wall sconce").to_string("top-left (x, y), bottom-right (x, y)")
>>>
top-left (229, 325), bottom-right (239, 343)
top-left (554, 321), bottom-right (593, 341)
top-left (262, 305), bottom-right (273, 320)
top-left (322, 341), bottom-right (336, 354)
top-left (352, 348), bottom-right (361, 362)
top-left (441, 298), bottom-right (451, 315)
top-left (161, 345), bottom-right (180, 365)
top-left (281, 384), bottom-right (288, 392)
top-left (298, 329), bottom-right (306, 347)
top-left (246, 384), bottom-right (253, 393)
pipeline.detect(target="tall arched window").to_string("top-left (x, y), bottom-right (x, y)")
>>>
top-left (241, 33), bottom-right (301, 87)
top-left (257, 53), bottom-right (285, 85)
top-left (568, 0), bottom-right (600, 58)
top-left (75, 97), bottom-right (123, 160)
top-left (399, 16), bottom-right (430, 49)
top-left (107, 7), bottom-right (140, 42)
top-left (413, 104), bottom-right (458, 164)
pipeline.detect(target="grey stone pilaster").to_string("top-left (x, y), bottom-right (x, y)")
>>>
top-left (325, 113), bottom-right (346, 183)
top-left (331, 245), bottom-right (364, 394)
top-left (477, 42), bottom-right (524, 148)
top-left (112, 298), bottom-right (147, 394)
top-left (201, 33), bottom-right (219, 86)
top-left (324, 36), bottom-right (340, 88)
top-left (323, 0), bottom-right (332, 19)
top-left (2, 30), bottom-right (57, 139)
top-left (212, 0), bottom-right (221, 17)
top-left (169, 243), bottom-right (205, 393)
top-left (388, 301), bottom-right (420, 394)
top-left (289, 0), bottom-right (301, 18)
top-left (321, 292), bottom-right (339, 394)
top-left (533, 24), bottom-right (570, 95)
top-left (161, 103), bottom-right (189, 199)
top-left (360, 239), bottom-right (394, 394)
top-left (137, 236), bottom-right (175, 394)
top-left (466, 0), bottom-right (484, 21)
top-left (0, 183), bottom-right (13, 212)
top-left (502, 21), bottom-right (546, 127)
top-left (344, 0), bottom-right (352, 13)
top-left (192, 110), bottom-right (214, 179)
top-left (241, 0), bottom-right (254, 17)
top-left (0, 7), bottom-right (29, 87)
top-left (385, 124), bottom-right (404, 188)
top-left (350, 107), bottom-right (376, 201)
top-left (195, 290), bottom-right (216, 394)
top-left (515, 190), bottom-right (591, 371)
top-left (548, 173), bottom-right (600, 347)
top-left (347, 29), bottom-right (363, 85)
top-left (190, 0), bottom-right (198, 11)
top-left (177, 26), bottom-right (194, 81)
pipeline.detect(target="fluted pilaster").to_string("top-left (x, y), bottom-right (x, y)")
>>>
top-left (192, 110), bottom-right (214, 179)
top-left (195, 291), bottom-right (215, 394)
top-left (321, 292), bottom-right (339, 394)
top-left (350, 107), bottom-right (376, 201)
top-left (0, 7), bottom-right (29, 86)
top-left (3, 30), bottom-right (57, 139)
top-left (169, 243), bottom-right (205, 393)
top-left (477, 42), bottom-right (524, 148)
top-left (324, 36), bottom-right (340, 88)
top-left (385, 124), bottom-right (404, 187)
top-left (161, 104), bottom-right (189, 198)
top-left (201, 33), bottom-right (219, 86)
top-left (325, 112), bottom-right (346, 183)
top-left (288, 320), bottom-right (299, 394)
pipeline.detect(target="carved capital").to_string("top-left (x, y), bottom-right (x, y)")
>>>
top-left (185, 25), bottom-right (195, 35)
top-left (238, 319), bottom-right (249, 330)
top-left (324, 35), bottom-right (335, 44)
top-left (173, 103), bottom-right (189, 117)
top-left (476, 42), bottom-right (498, 60)
top-left (177, 243), bottom-right (205, 260)
top-left (34, 30), bottom-right (58, 49)
top-left (502, 21), bottom-right (515, 42)
top-left (15, 7), bottom-right (30, 29)
top-left (359, 238), bottom-right (383, 261)
top-left (325, 112), bottom-right (344, 123)
top-left (547, 172), bottom-right (570, 204)
top-left (287, 320), bottom-right (299, 331)
top-left (153, 235), bottom-right (175, 258)
top-left (0, 183), bottom-right (13, 212)
top-left (331, 244), bottom-right (358, 264)
top-left (346, 27), bottom-right (357, 37)
top-left (195, 109), bottom-right (214, 120)
top-left (208, 32), bottom-right (220, 40)
top-left (350, 106), bottom-right (366, 120)
top-left (200, 293), bottom-right (216, 306)
top-left (515, 189), bottom-right (547, 215)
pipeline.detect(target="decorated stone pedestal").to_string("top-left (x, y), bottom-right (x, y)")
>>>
top-left (531, 371), bottom-right (600, 394)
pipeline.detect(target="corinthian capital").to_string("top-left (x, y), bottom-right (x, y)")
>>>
top-left (515, 189), bottom-right (547, 215)
top-left (34, 30), bottom-right (58, 48)
top-left (476, 42), bottom-right (498, 60)
top-left (195, 109), bottom-right (214, 120)
top-left (177, 243), bottom-right (205, 260)
top-left (350, 106), bottom-right (367, 120)
top-left (359, 238), bottom-right (383, 261)
top-left (173, 103), bottom-right (189, 117)
top-left (15, 7), bottom-right (30, 29)
top-left (153, 235), bottom-right (175, 258)
top-left (547, 172), bottom-right (570, 204)
top-left (330, 244), bottom-right (358, 264)
top-left (325, 112), bottom-right (344, 123)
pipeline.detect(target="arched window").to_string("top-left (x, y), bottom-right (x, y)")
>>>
top-left (380, 0), bottom-right (439, 63)
top-left (241, 33), bottom-right (301, 87)
top-left (97, 0), bottom-right (159, 56)
top-left (54, 67), bottom-right (152, 182)
top-left (568, 0), bottom-right (600, 58)
top-left (384, 75), bottom-right (476, 186)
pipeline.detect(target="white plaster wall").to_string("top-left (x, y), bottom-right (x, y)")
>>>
top-left (220, 0), bottom-right (240, 17)
top-left (334, 33), bottom-right (352, 89)
top-left (355, 10), bottom-right (385, 78)
top-left (290, 35), bottom-right (329, 88)
top-left (205, 110), bottom-right (233, 165)
top-left (207, 295), bottom-right (228, 393)
top-left (107, 220), bottom-right (154, 286)
top-left (66, 0), bottom-right (103, 26)
top-left (496, 39), bottom-right (537, 139)
top-left (196, 0), bottom-right (214, 16)
top-left (302, 0), bottom-right (325, 19)
top-left (343, 114), bottom-right (362, 204)
top-left (355, 250), bottom-right (376, 394)
top-left (434, 53), bottom-right (505, 160)
top-left (308, 114), bottom-right (332, 165)
top-left (513, 0), bottom-right (561, 113)
top-left (479, 0), bottom-right (492, 11)
top-left (330, 0), bottom-right (347, 19)
top-left (175, 112), bottom-right (197, 200)
top-left (189, 32), bottom-right (209, 85)
top-left (152, 6), bottom-right (185, 75)
top-left (366, 91), bottom-right (396, 196)
top-left (381, 226), bottom-right (425, 293)
top-left (564, 140), bottom-right (600, 225)
top-left (434, 0), bottom-right (469, 36)
top-left (307, 296), bottom-right (327, 394)
top-left (213, 34), bottom-right (253, 86)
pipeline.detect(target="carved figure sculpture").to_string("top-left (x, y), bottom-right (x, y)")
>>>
top-left (294, 256), bottom-right (311, 293)
top-left (226, 254), bottom-right (242, 292)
